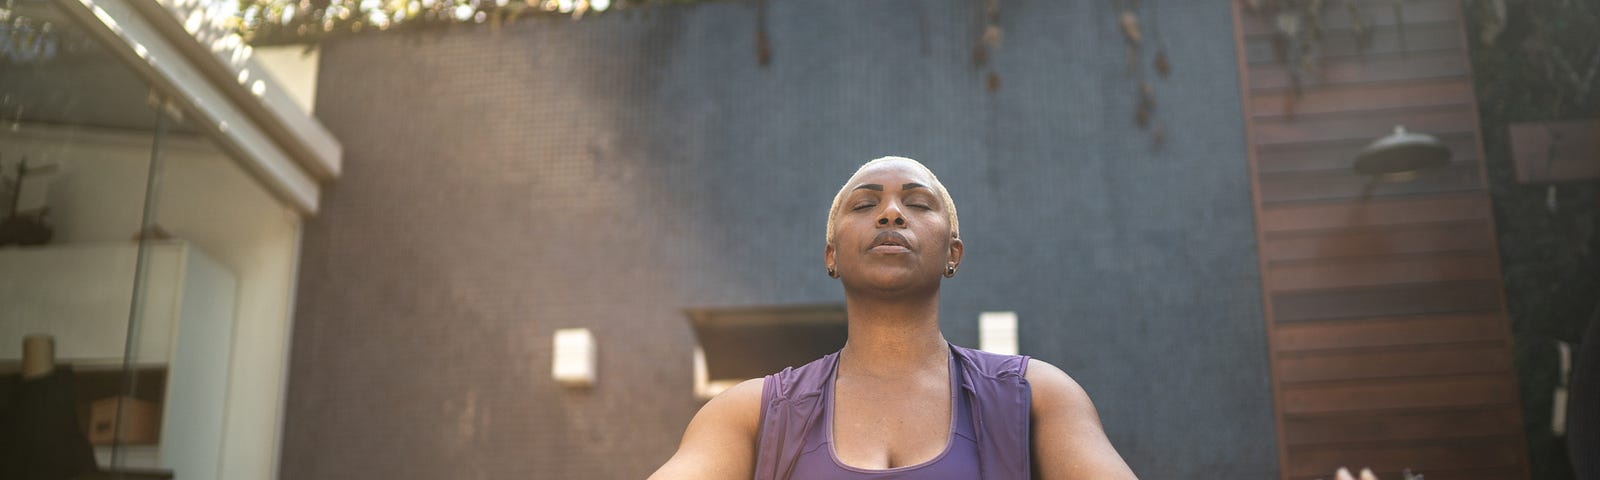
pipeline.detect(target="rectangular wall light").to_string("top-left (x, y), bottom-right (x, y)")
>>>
top-left (552, 328), bottom-right (596, 388)
top-left (979, 311), bottom-right (1018, 355)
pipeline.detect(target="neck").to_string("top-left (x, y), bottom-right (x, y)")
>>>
top-left (838, 290), bottom-right (948, 378)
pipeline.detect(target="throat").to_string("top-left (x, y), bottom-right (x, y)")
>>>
top-left (838, 298), bottom-right (948, 378)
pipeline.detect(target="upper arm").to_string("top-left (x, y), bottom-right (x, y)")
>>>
top-left (648, 378), bottom-right (765, 480)
top-left (1026, 359), bottom-right (1137, 480)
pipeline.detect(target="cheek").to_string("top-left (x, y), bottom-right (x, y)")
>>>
top-left (835, 223), bottom-right (868, 247)
top-left (922, 214), bottom-right (952, 238)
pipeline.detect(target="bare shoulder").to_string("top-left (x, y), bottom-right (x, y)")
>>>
top-left (685, 377), bottom-right (765, 444)
top-left (1024, 358), bottom-right (1095, 415)
top-left (706, 377), bottom-right (766, 427)
top-left (647, 378), bottom-right (765, 480)
top-left (1024, 359), bottom-right (1138, 479)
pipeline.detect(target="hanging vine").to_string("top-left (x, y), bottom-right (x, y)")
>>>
top-left (1116, 0), bottom-right (1169, 146)
top-left (227, 0), bottom-right (681, 46)
top-left (1240, 0), bottom-right (1389, 116)
top-left (972, 0), bottom-right (1002, 92)
top-left (753, 0), bottom-right (769, 66)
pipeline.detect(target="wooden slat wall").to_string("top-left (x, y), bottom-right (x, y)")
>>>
top-left (1229, 1), bottom-right (1531, 479)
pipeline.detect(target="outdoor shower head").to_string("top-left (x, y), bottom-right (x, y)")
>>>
top-left (1353, 125), bottom-right (1452, 178)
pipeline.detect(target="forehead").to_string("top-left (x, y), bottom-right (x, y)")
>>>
top-left (846, 160), bottom-right (938, 190)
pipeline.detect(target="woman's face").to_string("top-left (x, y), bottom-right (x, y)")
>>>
top-left (826, 160), bottom-right (962, 294)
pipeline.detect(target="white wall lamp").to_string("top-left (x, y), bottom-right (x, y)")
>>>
top-left (979, 311), bottom-right (1019, 355)
top-left (552, 328), bottom-right (596, 388)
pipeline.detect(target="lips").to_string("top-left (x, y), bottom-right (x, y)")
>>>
top-left (868, 231), bottom-right (911, 252)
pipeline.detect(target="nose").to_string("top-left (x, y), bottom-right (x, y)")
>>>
top-left (877, 202), bottom-right (906, 227)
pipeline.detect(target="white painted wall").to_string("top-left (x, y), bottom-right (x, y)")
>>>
top-left (0, 125), bottom-right (301, 480)
top-left (162, 243), bottom-right (238, 480)
top-left (251, 46), bottom-right (320, 115)
top-left (0, 241), bottom-right (238, 477)
top-left (0, 242), bottom-right (186, 365)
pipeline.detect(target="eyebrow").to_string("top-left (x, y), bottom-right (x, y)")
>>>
top-left (851, 183), bottom-right (928, 192)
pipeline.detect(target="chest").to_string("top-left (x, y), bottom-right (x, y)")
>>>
top-left (829, 373), bottom-right (956, 469)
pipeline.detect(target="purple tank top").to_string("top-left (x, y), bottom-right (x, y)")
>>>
top-left (787, 350), bottom-right (980, 479)
top-left (754, 344), bottom-right (1033, 480)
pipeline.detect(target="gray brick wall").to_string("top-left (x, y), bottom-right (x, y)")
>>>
top-left (283, 1), bottom-right (1279, 478)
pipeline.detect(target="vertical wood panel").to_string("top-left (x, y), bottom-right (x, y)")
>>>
top-left (1272, 280), bottom-right (1503, 322)
top-left (1245, 23), bottom-right (1466, 64)
top-left (1289, 467), bottom-right (1522, 480)
top-left (1257, 134), bottom-right (1480, 173)
top-left (1239, 0), bottom-right (1462, 35)
top-left (1282, 407), bottom-right (1523, 445)
top-left (1250, 80), bottom-right (1476, 118)
top-left (1267, 253), bottom-right (1500, 292)
top-left (1277, 343), bottom-right (1511, 383)
top-left (1261, 221), bottom-right (1493, 262)
top-left (1253, 106), bottom-right (1479, 145)
top-left (1280, 375), bottom-right (1517, 415)
top-left (1248, 51), bottom-right (1470, 91)
top-left (1259, 194), bottom-right (1490, 233)
top-left (1271, 312), bottom-right (1507, 352)
top-left (1284, 439), bottom-right (1524, 477)
top-left (1230, 1), bottom-right (1528, 478)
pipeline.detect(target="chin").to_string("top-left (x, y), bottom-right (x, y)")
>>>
top-left (847, 268), bottom-right (934, 292)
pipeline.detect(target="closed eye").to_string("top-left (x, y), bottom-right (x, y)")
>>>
top-left (852, 203), bottom-right (876, 211)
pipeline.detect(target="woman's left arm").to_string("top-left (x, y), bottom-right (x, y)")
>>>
top-left (1027, 359), bottom-right (1139, 480)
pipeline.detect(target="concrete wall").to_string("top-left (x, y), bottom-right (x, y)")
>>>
top-left (284, 1), bottom-right (1278, 478)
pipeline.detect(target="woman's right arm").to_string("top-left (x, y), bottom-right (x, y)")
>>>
top-left (648, 378), bottom-right (765, 480)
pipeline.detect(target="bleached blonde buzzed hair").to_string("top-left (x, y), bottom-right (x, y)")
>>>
top-left (826, 156), bottom-right (959, 246)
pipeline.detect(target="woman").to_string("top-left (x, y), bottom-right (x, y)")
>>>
top-left (651, 156), bottom-right (1137, 479)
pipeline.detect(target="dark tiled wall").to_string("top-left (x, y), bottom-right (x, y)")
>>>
top-left (283, 1), bottom-right (1276, 478)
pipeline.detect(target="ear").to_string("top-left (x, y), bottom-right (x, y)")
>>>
top-left (948, 236), bottom-right (964, 267)
top-left (824, 242), bottom-right (837, 270)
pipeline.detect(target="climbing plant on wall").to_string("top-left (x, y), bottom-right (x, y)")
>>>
top-left (1239, 0), bottom-right (1381, 116)
top-left (230, 0), bottom-right (666, 45)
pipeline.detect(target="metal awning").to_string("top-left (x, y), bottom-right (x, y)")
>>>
top-left (686, 304), bottom-right (847, 382)
top-left (49, 0), bottom-right (340, 214)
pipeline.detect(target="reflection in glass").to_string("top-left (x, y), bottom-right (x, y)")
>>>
top-left (0, 1), bottom-right (283, 478)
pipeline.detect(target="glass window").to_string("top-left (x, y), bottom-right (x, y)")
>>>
top-left (1, 2), bottom-right (303, 478)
